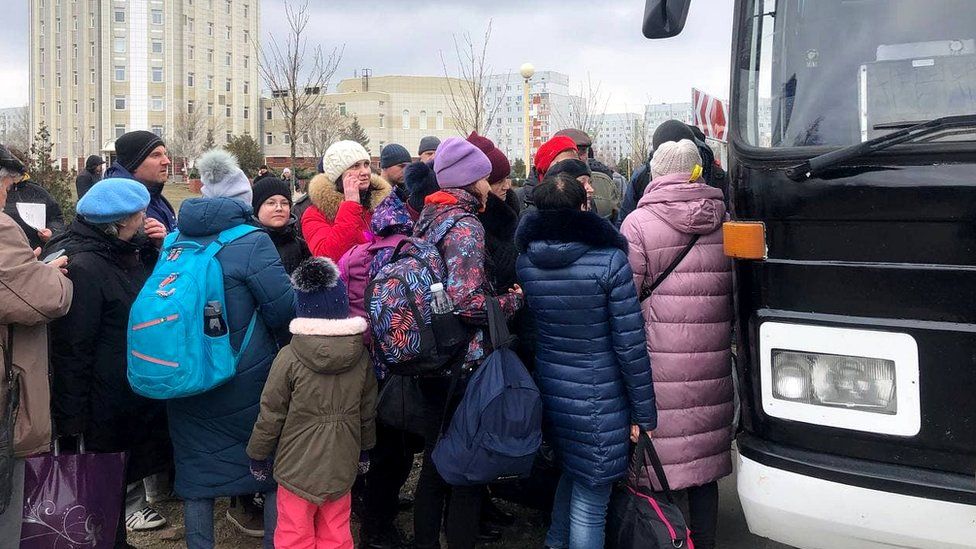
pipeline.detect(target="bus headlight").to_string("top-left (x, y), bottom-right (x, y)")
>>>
top-left (772, 350), bottom-right (896, 414)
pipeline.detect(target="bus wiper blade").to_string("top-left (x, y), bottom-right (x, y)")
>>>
top-left (785, 114), bottom-right (976, 181)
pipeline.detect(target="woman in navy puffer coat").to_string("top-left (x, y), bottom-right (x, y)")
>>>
top-left (515, 174), bottom-right (656, 549)
top-left (167, 196), bottom-right (295, 548)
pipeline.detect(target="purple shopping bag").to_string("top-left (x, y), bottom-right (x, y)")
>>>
top-left (20, 437), bottom-right (127, 549)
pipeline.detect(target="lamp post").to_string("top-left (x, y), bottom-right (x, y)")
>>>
top-left (520, 63), bottom-right (535, 178)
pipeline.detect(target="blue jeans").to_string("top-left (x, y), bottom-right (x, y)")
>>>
top-left (545, 473), bottom-right (613, 549)
top-left (184, 492), bottom-right (277, 549)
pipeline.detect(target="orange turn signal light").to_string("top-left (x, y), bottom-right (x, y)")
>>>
top-left (723, 221), bottom-right (767, 260)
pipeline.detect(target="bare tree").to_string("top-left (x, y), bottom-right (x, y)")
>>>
top-left (2, 106), bottom-right (30, 153)
top-left (627, 114), bottom-right (652, 171)
top-left (556, 74), bottom-right (611, 140)
top-left (167, 102), bottom-right (215, 172)
top-left (255, 0), bottom-right (343, 176)
top-left (440, 20), bottom-right (505, 135)
top-left (300, 103), bottom-right (348, 160)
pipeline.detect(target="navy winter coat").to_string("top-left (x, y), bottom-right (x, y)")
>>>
top-left (515, 209), bottom-right (656, 487)
top-left (167, 197), bottom-right (296, 499)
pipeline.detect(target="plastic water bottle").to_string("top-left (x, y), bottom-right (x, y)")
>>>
top-left (430, 283), bottom-right (454, 314)
top-left (204, 301), bottom-right (228, 337)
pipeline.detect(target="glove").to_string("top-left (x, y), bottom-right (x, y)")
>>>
top-left (249, 458), bottom-right (273, 482)
top-left (358, 451), bottom-right (370, 475)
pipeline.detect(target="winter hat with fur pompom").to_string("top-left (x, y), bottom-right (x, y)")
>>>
top-left (291, 257), bottom-right (349, 319)
top-left (321, 140), bottom-right (371, 184)
top-left (197, 149), bottom-right (253, 205)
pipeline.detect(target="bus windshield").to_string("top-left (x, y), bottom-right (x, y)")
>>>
top-left (738, 0), bottom-right (976, 148)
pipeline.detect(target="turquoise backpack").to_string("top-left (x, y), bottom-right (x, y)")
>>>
top-left (127, 224), bottom-right (259, 399)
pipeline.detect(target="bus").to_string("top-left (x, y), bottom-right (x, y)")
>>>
top-left (643, 1), bottom-right (976, 548)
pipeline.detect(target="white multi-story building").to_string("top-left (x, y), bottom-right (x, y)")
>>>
top-left (482, 71), bottom-right (575, 164)
top-left (29, 0), bottom-right (261, 169)
top-left (591, 112), bottom-right (642, 163)
top-left (0, 107), bottom-right (28, 149)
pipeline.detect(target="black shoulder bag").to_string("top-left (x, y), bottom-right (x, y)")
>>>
top-left (639, 234), bottom-right (701, 303)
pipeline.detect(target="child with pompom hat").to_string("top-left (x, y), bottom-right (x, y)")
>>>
top-left (247, 257), bottom-right (377, 548)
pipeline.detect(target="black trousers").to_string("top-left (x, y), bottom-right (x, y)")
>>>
top-left (674, 481), bottom-right (719, 549)
top-left (412, 377), bottom-right (482, 549)
top-left (363, 422), bottom-right (418, 530)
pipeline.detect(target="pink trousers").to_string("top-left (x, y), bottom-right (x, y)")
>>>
top-left (274, 486), bottom-right (353, 549)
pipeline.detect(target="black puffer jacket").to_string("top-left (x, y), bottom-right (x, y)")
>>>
top-left (4, 179), bottom-right (65, 249)
top-left (46, 219), bottom-right (170, 482)
top-left (479, 191), bottom-right (521, 292)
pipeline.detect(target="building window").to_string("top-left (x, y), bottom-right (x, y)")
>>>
top-left (152, 125), bottom-right (163, 137)
top-left (225, 26), bottom-right (231, 40)
top-left (226, 0), bottom-right (231, 14)
top-left (185, 17), bottom-right (194, 33)
top-left (379, 114), bottom-right (385, 128)
top-left (243, 3), bottom-right (249, 17)
top-left (72, 71), bottom-right (78, 85)
top-left (115, 124), bottom-right (126, 139)
top-left (91, 127), bottom-right (96, 141)
top-left (90, 99), bottom-right (96, 113)
top-left (187, 100), bottom-right (195, 114)
top-left (114, 9), bottom-right (124, 23)
top-left (114, 96), bottom-right (126, 110)
top-left (436, 111), bottom-right (444, 130)
top-left (243, 81), bottom-right (249, 94)
top-left (402, 110), bottom-right (410, 129)
top-left (151, 97), bottom-right (164, 111)
top-left (225, 78), bottom-right (232, 92)
top-left (420, 110), bottom-right (428, 130)
top-left (40, 75), bottom-right (45, 88)
top-left (243, 30), bottom-right (249, 44)
top-left (284, 134), bottom-right (291, 144)
top-left (40, 104), bottom-right (46, 116)
top-left (226, 105), bottom-right (232, 117)
top-left (243, 56), bottom-right (249, 69)
top-left (151, 9), bottom-right (163, 25)
top-left (89, 13), bottom-right (95, 28)
top-left (187, 73), bottom-right (194, 87)
top-left (265, 133), bottom-right (273, 145)
top-left (151, 39), bottom-right (163, 54)
top-left (225, 52), bottom-right (231, 66)
top-left (113, 37), bottom-right (125, 53)
top-left (187, 45), bottom-right (194, 60)
top-left (90, 43), bottom-right (95, 57)
top-left (73, 100), bottom-right (78, 114)
top-left (338, 103), bottom-right (346, 116)
top-left (56, 73), bottom-right (62, 87)
top-left (207, 49), bottom-right (214, 63)
top-left (207, 75), bottom-right (214, 90)
top-left (302, 133), bottom-right (309, 144)
top-left (151, 67), bottom-right (163, 82)
top-left (57, 101), bottom-right (62, 115)
top-left (226, 131), bottom-right (233, 144)
top-left (265, 108), bottom-right (272, 120)
top-left (207, 22), bottom-right (213, 36)
top-left (114, 66), bottom-right (126, 81)
top-left (207, 103), bottom-right (213, 115)
top-left (243, 106), bottom-right (249, 119)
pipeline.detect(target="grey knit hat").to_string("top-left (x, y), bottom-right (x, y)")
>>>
top-left (418, 136), bottom-right (441, 155)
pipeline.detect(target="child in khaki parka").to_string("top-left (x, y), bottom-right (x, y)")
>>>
top-left (247, 257), bottom-right (376, 548)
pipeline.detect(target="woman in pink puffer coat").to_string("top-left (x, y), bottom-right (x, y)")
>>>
top-left (620, 138), bottom-right (733, 549)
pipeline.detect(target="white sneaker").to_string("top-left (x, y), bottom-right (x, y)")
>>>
top-left (125, 506), bottom-right (167, 531)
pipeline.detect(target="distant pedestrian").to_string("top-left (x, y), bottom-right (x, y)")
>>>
top-left (281, 168), bottom-right (295, 194)
top-left (621, 139), bottom-right (733, 549)
top-left (3, 171), bottom-right (66, 250)
top-left (417, 136), bottom-right (440, 162)
top-left (248, 257), bottom-right (377, 549)
top-left (75, 154), bottom-right (105, 198)
top-left (106, 130), bottom-right (176, 232)
top-left (516, 172), bottom-right (656, 549)
top-left (254, 165), bottom-right (275, 185)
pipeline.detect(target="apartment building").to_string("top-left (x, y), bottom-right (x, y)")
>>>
top-left (30, 0), bottom-right (260, 169)
top-left (481, 71), bottom-right (575, 164)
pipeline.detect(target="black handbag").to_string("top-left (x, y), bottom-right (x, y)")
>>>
top-left (605, 431), bottom-right (693, 549)
top-left (0, 326), bottom-right (22, 514)
top-left (376, 375), bottom-right (427, 437)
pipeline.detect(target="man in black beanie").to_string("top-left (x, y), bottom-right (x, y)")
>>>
top-left (75, 154), bottom-right (105, 199)
top-left (105, 130), bottom-right (176, 232)
top-left (617, 119), bottom-right (696, 225)
top-left (379, 143), bottom-right (412, 196)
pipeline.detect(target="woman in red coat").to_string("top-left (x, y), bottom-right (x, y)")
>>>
top-left (301, 140), bottom-right (393, 261)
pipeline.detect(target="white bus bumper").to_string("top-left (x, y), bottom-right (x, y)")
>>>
top-left (737, 454), bottom-right (976, 549)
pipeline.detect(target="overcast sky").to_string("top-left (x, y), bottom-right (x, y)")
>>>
top-left (0, 1), bottom-right (733, 112)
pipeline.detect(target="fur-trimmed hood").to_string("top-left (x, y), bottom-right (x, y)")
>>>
top-left (307, 173), bottom-right (393, 221)
top-left (479, 191), bottom-right (520, 242)
top-left (288, 316), bottom-right (369, 375)
top-left (516, 209), bottom-right (628, 254)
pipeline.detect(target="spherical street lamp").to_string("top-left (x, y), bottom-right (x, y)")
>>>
top-left (520, 63), bottom-right (536, 80)
top-left (520, 63), bottom-right (535, 176)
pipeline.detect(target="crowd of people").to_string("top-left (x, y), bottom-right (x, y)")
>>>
top-left (0, 118), bottom-right (734, 549)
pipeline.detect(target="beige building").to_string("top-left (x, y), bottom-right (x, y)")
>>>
top-left (261, 75), bottom-right (468, 165)
top-left (30, 0), bottom-right (260, 169)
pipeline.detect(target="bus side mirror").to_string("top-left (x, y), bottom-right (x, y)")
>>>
top-left (642, 0), bottom-right (691, 39)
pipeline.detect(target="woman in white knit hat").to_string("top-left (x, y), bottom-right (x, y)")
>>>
top-left (301, 141), bottom-right (393, 261)
top-left (619, 139), bottom-right (733, 549)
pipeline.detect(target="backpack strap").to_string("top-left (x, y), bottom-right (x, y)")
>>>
top-left (639, 234), bottom-right (700, 303)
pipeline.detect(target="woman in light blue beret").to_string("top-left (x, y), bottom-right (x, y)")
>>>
top-left (45, 177), bottom-right (174, 545)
